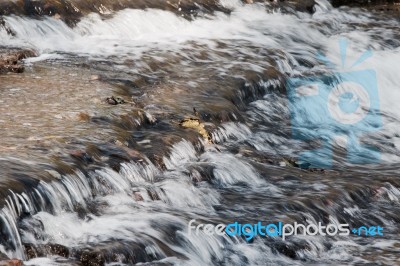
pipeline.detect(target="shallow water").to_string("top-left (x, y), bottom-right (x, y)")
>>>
top-left (0, 0), bottom-right (399, 265)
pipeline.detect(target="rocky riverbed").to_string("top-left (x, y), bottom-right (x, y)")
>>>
top-left (0, 0), bottom-right (400, 265)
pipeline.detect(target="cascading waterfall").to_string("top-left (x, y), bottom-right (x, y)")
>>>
top-left (0, 132), bottom-right (274, 263)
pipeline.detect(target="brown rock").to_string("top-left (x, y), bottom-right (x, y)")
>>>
top-left (0, 259), bottom-right (23, 266)
top-left (180, 117), bottom-right (212, 143)
top-left (0, 49), bottom-right (37, 74)
top-left (0, 0), bottom-right (231, 26)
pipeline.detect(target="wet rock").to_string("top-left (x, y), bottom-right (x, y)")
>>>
top-left (331, 0), bottom-right (400, 9)
top-left (253, 0), bottom-right (316, 13)
top-left (144, 112), bottom-right (157, 124)
top-left (290, 0), bottom-right (316, 13)
top-left (190, 168), bottom-right (206, 183)
top-left (279, 157), bottom-right (326, 172)
top-left (73, 241), bottom-right (169, 265)
top-left (25, 243), bottom-right (70, 259)
top-left (281, 158), bottom-right (300, 168)
top-left (0, 49), bottom-right (37, 74)
top-left (0, 63), bottom-right (24, 74)
top-left (79, 250), bottom-right (105, 266)
top-left (0, 0), bottom-right (231, 25)
top-left (0, 253), bottom-right (7, 261)
top-left (5, 50), bottom-right (37, 62)
top-left (180, 117), bottom-right (212, 143)
top-left (114, 140), bottom-right (127, 147)
top-left (147, 188), bottom-right (161, 201)
top-left (307, 167), bottom-right (325, 173)
top-left (0, 17), bottom-right (15, 36)
top-left (0, 259), bottom-right (23, 266)
top-left (105, 96), bottom-right (125, 105)
top-left (1, 0), bottom-right (377, 26)
top-left (270, 238), bottom-right (312, 260)
top-left (69, 150), bottom-right (94, 164)
top-left (272, 242), bottom-right (298, 259)
top-left (148, 154), bottom-right (165, 169)
top-left (123, 148), bottom-right (145, 163)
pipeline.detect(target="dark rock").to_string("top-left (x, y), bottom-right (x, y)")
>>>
top-left (271, 241), bottom-right (298, 259)
top-left (0, 252), bottom-right (8, 261)
top-left (79, 250), bottom-right (105, 266)
top-left (147, 188), bottom-right (161, 201)
top-left (331, 0), bottom-right (400, 8)
top-left (329, 0), bottom-right (400, 15)
top-left (25, 243), bottom-right (70, 259)
top-left (106, 96), bottom-right (125, 105)
top-left (0, 17), bottom-right (15, 36)
top-left (106, 97), bottom-right (118, 105)
top-left (72, 241), bottom-right (166, 265)
top-left (69, 150), bottom-right (94, 164)
top-left (250, 0), bottom-right (316, 13)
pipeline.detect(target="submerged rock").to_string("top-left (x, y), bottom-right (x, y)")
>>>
top-left (77, 112), bottom-right (91, 122)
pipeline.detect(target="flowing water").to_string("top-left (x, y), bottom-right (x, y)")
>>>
top-left (0, 0), bottom-right (399, 265)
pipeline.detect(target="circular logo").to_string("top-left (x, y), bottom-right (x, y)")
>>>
top-left (327, 81), bottom-right (370, 125)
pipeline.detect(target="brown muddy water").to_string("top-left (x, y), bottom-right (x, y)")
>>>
top-left (0, 0), bottom-right (399, 265)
